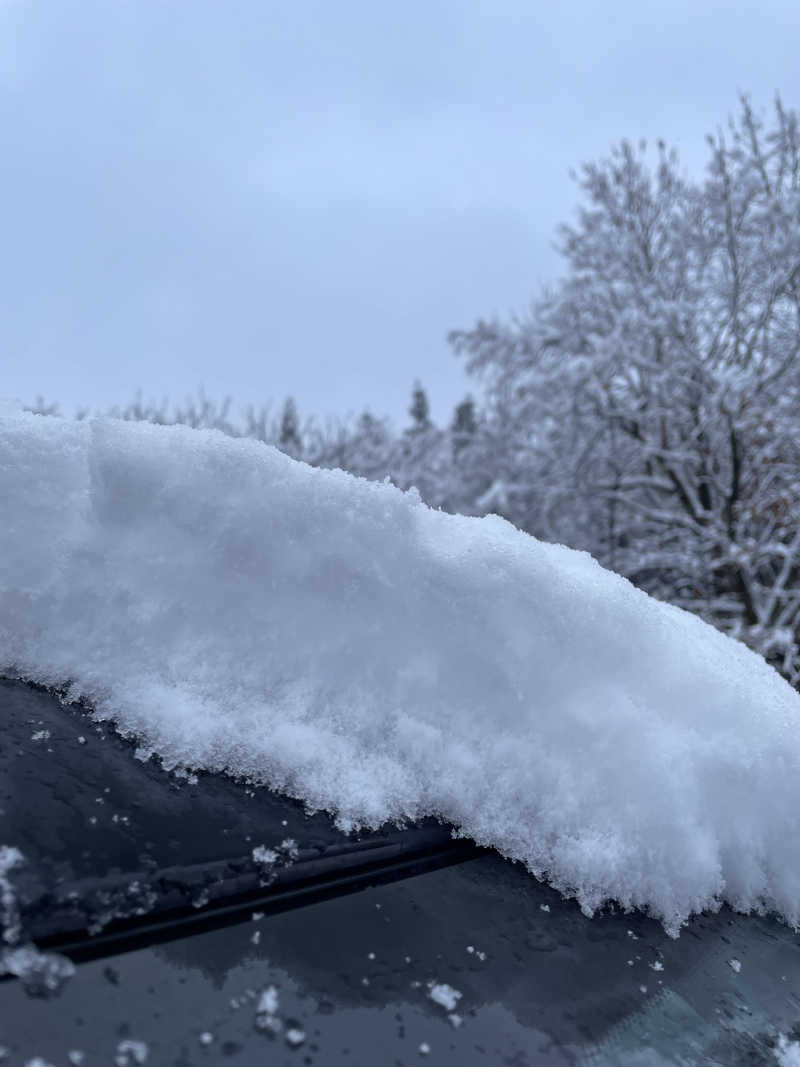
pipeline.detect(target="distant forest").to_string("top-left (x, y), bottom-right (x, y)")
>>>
top-left (31, 96), bottom-right (800, 689)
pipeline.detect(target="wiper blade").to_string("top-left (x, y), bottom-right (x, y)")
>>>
top-left (12, 826), bottom-right (482, 965)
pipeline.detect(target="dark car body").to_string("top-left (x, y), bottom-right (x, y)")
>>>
top-left (2, 678), bottom-right (800, 1066)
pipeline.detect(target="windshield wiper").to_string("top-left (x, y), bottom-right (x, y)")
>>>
top-left (8, 826), bottom-right (482, 966)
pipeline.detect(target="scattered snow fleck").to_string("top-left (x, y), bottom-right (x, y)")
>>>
top-left (67, 1053), bottom-right (85, 1066)
top-left (627, 960), bottom-right (634, 966)
top-left (252, 912), bottom-right (264, 921)
top-left (404, 955), bottom-right (412, 964)
top-left (466, 945), bottom-right (474, 954)
top-left (1, 944), bottom-right (75, 996)
top-left (539, 903), bottom-right (550, 912)
top-left (115, 1040), bottom-right (148, 1066)
top-left (418, 1043), bottom-right (431, 1056)
top-left (30, 730), bottom-right (50, 742)
top-left (257, 1015), bottom-right (283, 1036)
top-left (0, 845), bottom-right (24, 945)
top-left (650, 960), bottom-right (664, 972)
top-left (775, 1034), bottom-right (800, 1066)
top-left (475, 950), bottom-right (486, 961)
top-left (285, 1028), bottom-right (305, 1047)
top-left (428, 982), bottom-right (462, 1012)
top-left (252, 846), bottom-right (278, 866)
top-left (256, 986), bottom-right (279, 1016)
top-left (25, 1059), bottom-right (55, 1067)
top-left (361, 977), bottom-right (370, 986)
top-left (5, 410), bottom-right (800, 934)
top-left (448, 1012), bottom-right (463, 1028)
top-left (729, 958), bottom-right (742, 973)
top-left (639, 985), bottom-right (648, 994)
top-left (198, 1033), bottom-right (213, 1046)
top-left (254, 984), bottom-right (283, 1034)
top-left (77, 736), bottom-right (86, 745)
top-left (367, 952), bottom-right (376, 960)
top-left (627, 930), bottom-right (639, 940)
top-left (251, 930), bottom-right (261, 945)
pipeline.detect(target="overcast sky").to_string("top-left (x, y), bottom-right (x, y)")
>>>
top-left (2, 1), bottom-right (799, 426)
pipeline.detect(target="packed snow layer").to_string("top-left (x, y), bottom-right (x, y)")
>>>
top-left (2, 407), bottom-right (800, 935)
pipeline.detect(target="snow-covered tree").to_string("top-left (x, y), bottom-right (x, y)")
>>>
top-left (451, 95), bottom-right (800, 682)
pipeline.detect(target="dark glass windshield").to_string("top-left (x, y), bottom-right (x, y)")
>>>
top-left (0, 678), bottom-right (475, 959)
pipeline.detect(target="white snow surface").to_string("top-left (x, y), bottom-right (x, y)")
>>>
top-left (775, 1035), bottom-right (800, 1067)
top-left (2, 408), bottom-right (800, 935)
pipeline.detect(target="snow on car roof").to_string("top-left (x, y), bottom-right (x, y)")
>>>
top-left (2, 403), bottom-right (800, 935)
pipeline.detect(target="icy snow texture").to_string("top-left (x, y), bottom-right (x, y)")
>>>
top-left (2, 409), bottom-right (800, 934)
top-left (775, 1035), bottom-right (800, 1067)
top-left (428, 982), bottom-right (462, 1012)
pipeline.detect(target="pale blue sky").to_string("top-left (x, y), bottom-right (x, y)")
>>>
top-left (2, 0), bottom-right (799, 426)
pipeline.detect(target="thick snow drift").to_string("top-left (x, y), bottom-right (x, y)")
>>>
top-left (2, 407), bottom-right (800, 935)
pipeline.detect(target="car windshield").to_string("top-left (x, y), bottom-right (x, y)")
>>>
top-left (4, 676), bottom-right (800, 1066)
top-left (2, 678), bottom-right (476, 965)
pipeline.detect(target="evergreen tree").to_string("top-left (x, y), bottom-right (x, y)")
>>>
top-left (279, 396), bottom-right (302, 457)
top-left (450, 395), bottom-right (477, 455)
top-left (408, 380), bottom-right (431, 433)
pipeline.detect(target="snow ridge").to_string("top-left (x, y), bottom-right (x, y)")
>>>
top-left (2, 407), bottom-right (800, 935)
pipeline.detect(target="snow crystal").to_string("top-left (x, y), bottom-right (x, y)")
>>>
top-left (0, 845), bottom-right (24, 945)
top-left (198, 1033), bottom-right (213, 1046)
top-left (1, 944), bottom-right (75, 997)
top-left (428, 982), bottom-right (462, 1012)
top-left (252, 846), bottom-right (279, 866)
top-left (418, 1043), bottom-right (431, 1056)
top-left (67, 1053), bottom-right (85, 1066)
top-left (729, 958), bottom-right (742, 973)
top-left (4, 408), bottom-right (800, 934)
top-left (114, 1041), bottom-right (148, 1066)
top-left (285, 1028), bottom-right (305, 1047)
top-left (256, 985), bottom-right (279, 1016)
top-left (776, 1035), bottom-right (800, 1067)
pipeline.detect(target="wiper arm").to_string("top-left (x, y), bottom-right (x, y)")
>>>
top-left (11, 826), bottom-right (483, 966)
